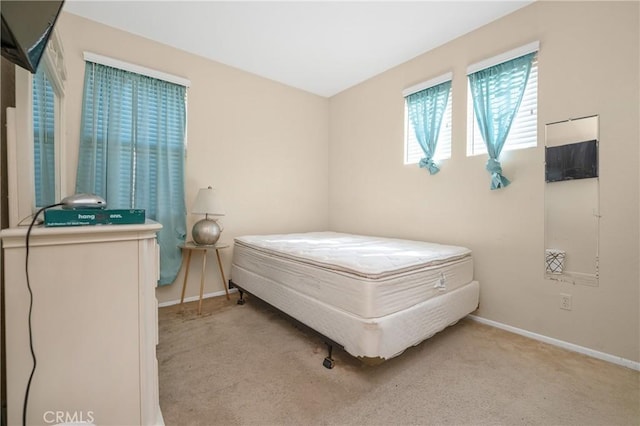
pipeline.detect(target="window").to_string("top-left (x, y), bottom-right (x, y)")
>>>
top-left (403, 73), bottom-right (453, 167)
top-left (467, 53), bottom-right (538, 156)
top-left (76, 58), bottom-right (189, 285)
top-left (33, 66), bottom-right (56, 207)
top-left (404, 89), bottom-right (452, 164)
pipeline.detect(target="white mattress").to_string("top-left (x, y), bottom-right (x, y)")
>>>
top-left (232, 232), bottom-right (473, 319)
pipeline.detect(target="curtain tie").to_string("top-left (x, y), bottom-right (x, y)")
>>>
top-left (419, 157), bottom-right (440, 175)
top-left (486, 158), bottom-right (511, 190)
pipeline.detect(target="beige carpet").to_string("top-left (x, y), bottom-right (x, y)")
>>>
top-left (157, 295), bottom-right (639, 426)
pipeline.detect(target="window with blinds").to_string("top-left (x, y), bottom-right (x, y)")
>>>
top-left (33, 67), bottom-right (56, 207)
top-left (77, 64), bottom-right (186, 212)
top-left (77, 60), bottom-right (188, 284)
top-left (467, 55), bottom-right (538, 156)
top-left (404, 88), bottom-right (452, 164)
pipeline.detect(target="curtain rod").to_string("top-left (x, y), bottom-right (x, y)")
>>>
top-left (467, 41), bottom-right (540, 75)
top-left (83, 51), bottom-right (191, 87)
top-left (402, 72), bottom-right (453, 97)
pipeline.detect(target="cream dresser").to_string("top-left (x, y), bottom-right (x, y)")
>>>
top-left (1, 220), bottom-right (163, 426)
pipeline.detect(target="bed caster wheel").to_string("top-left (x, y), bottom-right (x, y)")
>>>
top-left (237, 299), bottom-right (245, 305)
top-left (323, 357), bottom-right (335, 369)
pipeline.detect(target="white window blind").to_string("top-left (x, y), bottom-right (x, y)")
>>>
top-left (403, 72), bottom-right (453, 165)
top-left (467, 54), bottom-right (538, 156)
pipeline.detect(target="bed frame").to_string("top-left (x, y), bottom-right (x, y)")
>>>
top-left (229, 279), bottom-right (341, 369)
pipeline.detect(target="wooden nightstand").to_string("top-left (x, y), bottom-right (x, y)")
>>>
top-left (179, 241), bottom-right (230, 314)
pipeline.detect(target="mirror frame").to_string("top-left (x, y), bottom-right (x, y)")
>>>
top-left (544, 114), bottom-right (600, 286)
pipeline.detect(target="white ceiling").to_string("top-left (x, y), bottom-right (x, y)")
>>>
top-left (63, 1), bottom-right (533, 97)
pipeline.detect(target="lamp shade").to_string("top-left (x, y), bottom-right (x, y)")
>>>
top-left (191, 186), bottom-right (225, 216)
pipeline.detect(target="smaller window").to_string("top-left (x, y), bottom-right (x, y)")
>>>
top-left (405, 91), bottom-right (452, 164)
top-left (467, 55), bottom-right (538, 156)
top-left (404, 77), bottom-right (453, 165)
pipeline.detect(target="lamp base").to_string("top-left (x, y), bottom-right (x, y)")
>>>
top-left (192, 218), bottom-right (221, 245)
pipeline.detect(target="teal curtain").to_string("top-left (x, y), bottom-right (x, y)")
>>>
top-left (76, 62), bottom-right (187, 285)
top-left (406, 80), bottom-right (451, 174)
top-left (33, 67), bottom-right (56, 207)
top-left (468, 52), bottom-right (535, 189)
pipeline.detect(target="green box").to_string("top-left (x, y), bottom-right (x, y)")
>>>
top-left (44, 208), bottom-right (146, 227)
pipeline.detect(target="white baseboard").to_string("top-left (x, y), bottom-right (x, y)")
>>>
top-left (468, 315), bottom-right (640, 371)
top-left (158, 288), bottom-right (238, 308)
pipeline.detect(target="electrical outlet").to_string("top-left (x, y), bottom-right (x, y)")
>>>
top-left (560, 293), bottom-right (572, 311)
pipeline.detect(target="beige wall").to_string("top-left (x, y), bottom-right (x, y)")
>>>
top-left (53, 3), bottom-right (638, 362)
top-left (56, 13), bottom-right (330, 304)
top-left (328, 1), bottom-right (639, 362)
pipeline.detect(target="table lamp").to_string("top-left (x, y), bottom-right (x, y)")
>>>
top-left (191, 186), bottom-right (225, 245)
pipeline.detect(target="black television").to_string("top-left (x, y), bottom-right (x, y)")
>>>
top-left (1, 0), bottom-right (65, 73)
top-left (545, 139), bottom-right (598, 183)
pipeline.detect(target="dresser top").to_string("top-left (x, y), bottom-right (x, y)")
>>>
top-left (1, 219), bottom-right (162, 248)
